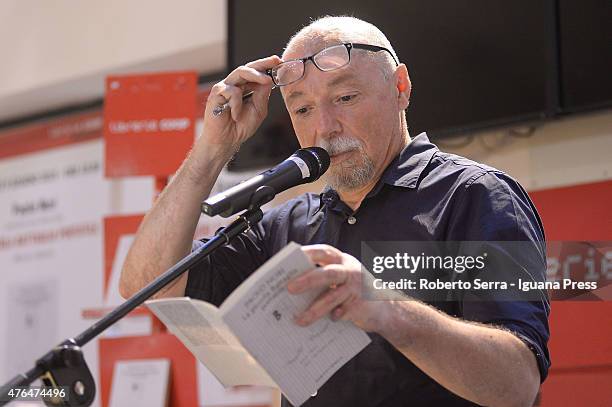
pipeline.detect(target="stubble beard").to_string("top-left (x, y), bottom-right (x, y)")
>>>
top-left (317, 136), bottom-right (376, 191)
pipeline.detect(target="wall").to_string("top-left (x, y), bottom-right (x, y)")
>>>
top-left (0, 0), bottom-right (226, 122)
top-left (439, 109), bottom-right (612, 191)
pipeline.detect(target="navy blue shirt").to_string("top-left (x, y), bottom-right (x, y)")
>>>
top-left (186, 133), bottom-right (550, 407)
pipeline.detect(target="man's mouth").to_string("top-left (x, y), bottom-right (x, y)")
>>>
top-left (330, 149), bottom-right (355, 165)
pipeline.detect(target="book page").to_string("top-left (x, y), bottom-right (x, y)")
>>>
top-left (196, 362), bottom-right (275, 406)
top-left (146, 298), bottom-right (276, 387)
top-left (220, 243), bottom-right (371, 406)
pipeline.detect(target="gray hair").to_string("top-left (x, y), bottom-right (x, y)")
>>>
top-left (284, 16), bottom-right (400, 78)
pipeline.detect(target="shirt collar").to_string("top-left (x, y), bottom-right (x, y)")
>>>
top-left (381, 132), bottom-right (438, 188)
top-left (317, 132), bottom-right (438, 212)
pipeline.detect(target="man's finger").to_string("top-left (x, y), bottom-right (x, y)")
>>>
top-left (223, 54), bottom-right (281, 87)
top-left (331, 305), bottom-right (347, 321)
top-left (288, 264), bottom-right (348, 294)
top-left (301, 244), bottom-right (344, 266)
top-left (225, 65), bottom-right (272, 87)
top-left (248, 82), bottom-right (273, 118)
top-left (295, 284), bottom-right (352, 326)
top-left (245, 54), bottom-right (282, 70)
top-left (215, 84), bottom-right (244, 121)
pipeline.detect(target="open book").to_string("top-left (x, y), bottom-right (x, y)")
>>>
top-left (146, 242), bottom-right (371, 406)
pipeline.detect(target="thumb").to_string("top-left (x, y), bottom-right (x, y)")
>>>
top-left (247, 82), bottom-right (274, 120)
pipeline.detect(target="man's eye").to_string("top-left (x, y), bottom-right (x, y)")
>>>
top-left (295, 107), bottom-right (309, 115)
top-left (339, 94), bottom-right (356, 103)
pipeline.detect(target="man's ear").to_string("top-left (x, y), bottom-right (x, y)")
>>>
top-left (395, 64), bottom-right (411, 110)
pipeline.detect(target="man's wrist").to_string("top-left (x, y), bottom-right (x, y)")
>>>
top-left (376, 299), bottom-right (427, 348)
top-left (182, 143), bottom-right (231, 184)
top-left (375, 301), bottom-right (404, 341)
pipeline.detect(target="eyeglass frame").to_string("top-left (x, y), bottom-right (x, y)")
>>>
top-left (265, 42), bottom-right (400, 87)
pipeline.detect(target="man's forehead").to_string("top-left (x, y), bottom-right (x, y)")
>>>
top-left (283, 35), bottom-right (344, 60)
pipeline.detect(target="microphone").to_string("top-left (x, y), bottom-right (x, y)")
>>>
top-left (202, 147), bottom-right (330, 217)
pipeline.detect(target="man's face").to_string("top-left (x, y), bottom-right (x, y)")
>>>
top-left (281, 40), bottom-right (404, 191)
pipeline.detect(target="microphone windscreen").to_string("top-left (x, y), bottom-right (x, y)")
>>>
top-left (295, 147), bottom-right (330, 181)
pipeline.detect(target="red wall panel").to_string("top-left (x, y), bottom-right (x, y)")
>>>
top-left (529, 180), bottom-right (612, 406)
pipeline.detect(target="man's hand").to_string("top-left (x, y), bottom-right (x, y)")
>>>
top-left (199, 55), bottom-right (282, 161)
top-left (287, 244), bottom-right (390, 332)
top-left (287, 244), bottom-right (540, 406)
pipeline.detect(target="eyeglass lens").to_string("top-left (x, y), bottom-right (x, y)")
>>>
top-left (313, 44), bottom-right (350, 71)
top-left (271, 44), bottom-right (350, 86)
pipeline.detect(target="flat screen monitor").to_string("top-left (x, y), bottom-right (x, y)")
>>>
top-left (557, 0), bottom-right (612, 113)
top-left (227, 0), bottom-right (555, 170)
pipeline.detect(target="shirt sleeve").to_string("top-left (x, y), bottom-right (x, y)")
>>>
top-left (184, 221), bottom-right (269, 307)
top-left (184, 194), bottom-right (311, 307)
top-left (447, 171), bottom-right (551, 382)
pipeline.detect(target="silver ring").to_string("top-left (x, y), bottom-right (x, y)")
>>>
top-left (212, 101), bottom-right (230, 117)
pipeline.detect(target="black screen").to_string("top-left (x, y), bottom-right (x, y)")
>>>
top-left (228, 0), bottom-right (554, 170)
top-left (558, 0), bottom-right (612, 112)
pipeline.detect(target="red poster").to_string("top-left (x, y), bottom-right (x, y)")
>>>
top-left (104, 71), bottom-right (197, 177)
top-left (99, 334), bottom-right (198, 407)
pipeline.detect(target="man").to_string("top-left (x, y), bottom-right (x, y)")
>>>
top-left (120, 16), bottom-right (549, 407)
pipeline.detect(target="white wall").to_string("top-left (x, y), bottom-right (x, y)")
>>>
top-left (0, 0), bottom-right (226, 121)
top-left (438, 109), bottom-right (612, 192)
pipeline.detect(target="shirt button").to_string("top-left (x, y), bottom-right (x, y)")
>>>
top-left (347, 216), bottom-right (357, 225)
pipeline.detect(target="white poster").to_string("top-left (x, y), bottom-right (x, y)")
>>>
top-left (0, 139), bottom-right (153, 407)
top-left (109, 359), bottom-right (170, 407)
top-left (5, 280), bottom-right (59, 375)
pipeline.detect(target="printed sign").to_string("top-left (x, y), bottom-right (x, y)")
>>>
top-left (104, 71), bottom-right (197, 177)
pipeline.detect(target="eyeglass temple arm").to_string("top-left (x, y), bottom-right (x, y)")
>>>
top-left (264, 68), bottom-right (279, 88)
top-left (351, 43), bottom-right (399, 66)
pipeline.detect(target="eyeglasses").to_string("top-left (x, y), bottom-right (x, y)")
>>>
top-left (266, 43), bottom-right (399, 87)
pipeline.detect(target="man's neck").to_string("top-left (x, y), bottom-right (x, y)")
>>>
top-left (336, 178), bottom-right (380, 211)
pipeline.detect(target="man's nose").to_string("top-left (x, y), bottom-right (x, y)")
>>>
top-left (315, 106), bottom-right (342, 140)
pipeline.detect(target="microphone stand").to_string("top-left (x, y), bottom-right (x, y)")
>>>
top-left (0, 188), bottom-right (275, 407)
